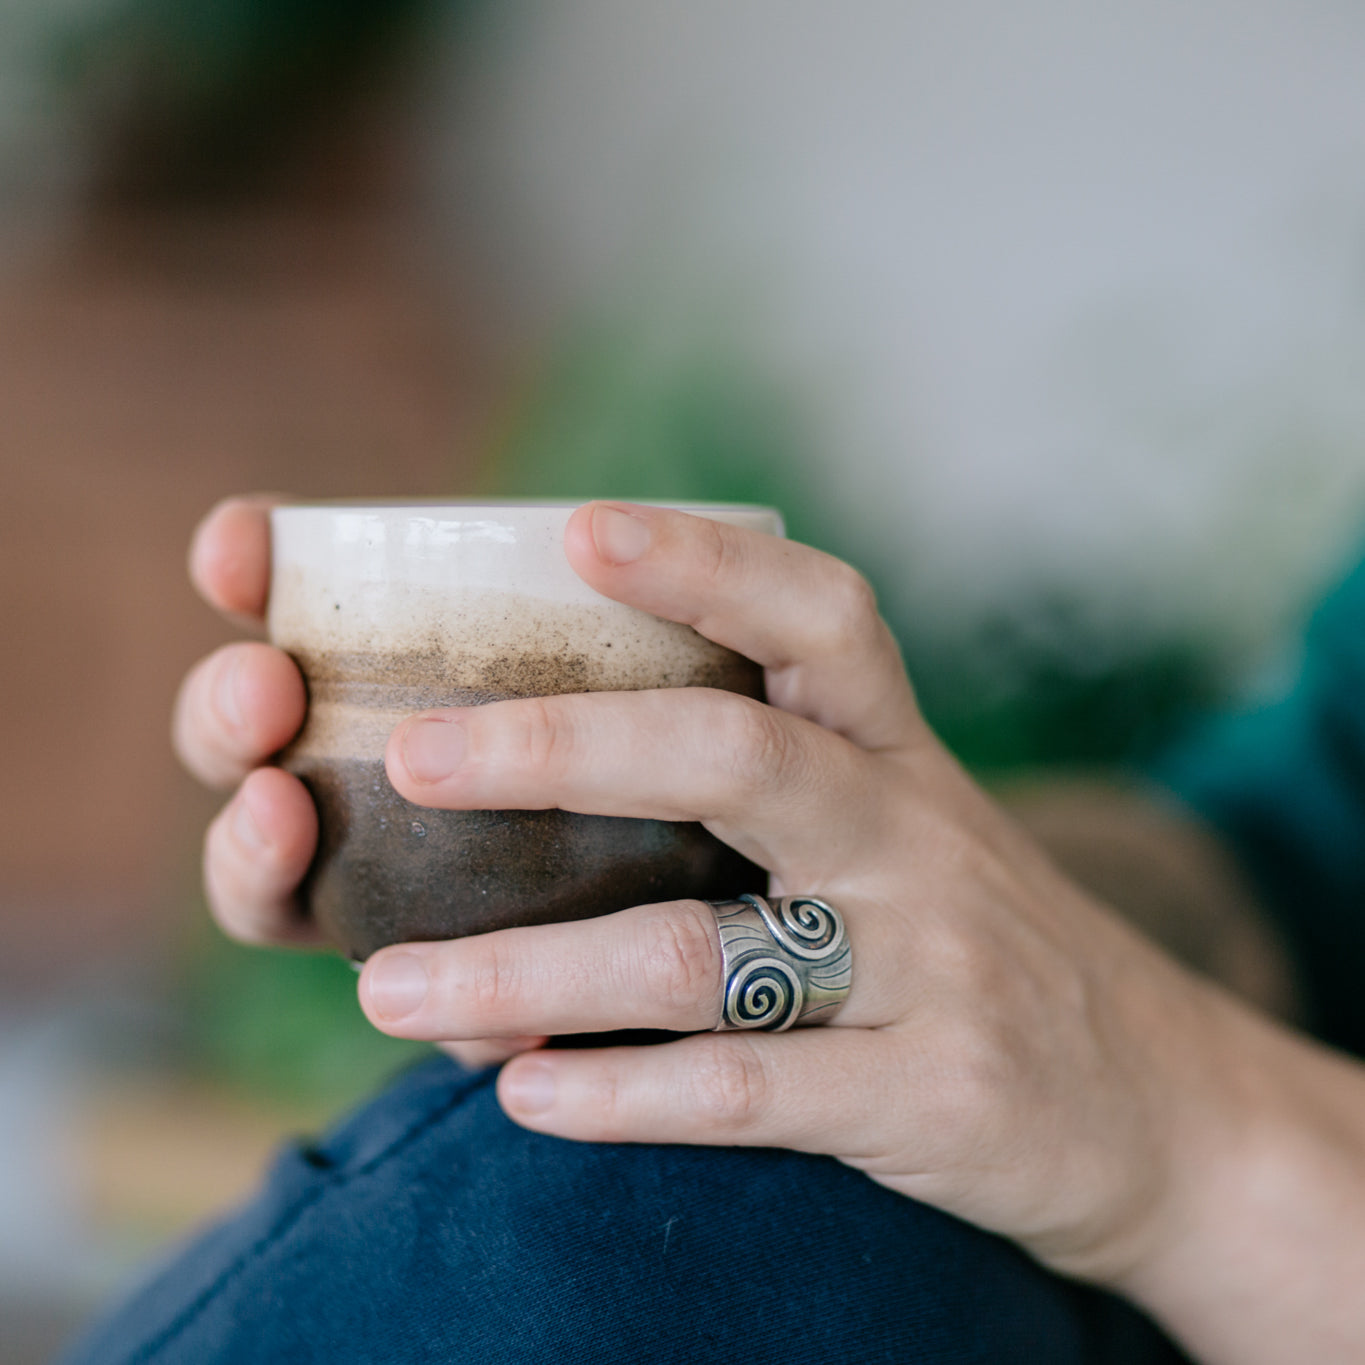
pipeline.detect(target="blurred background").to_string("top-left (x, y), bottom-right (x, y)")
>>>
top-left (3, 0), bottom-right (1365, 1357)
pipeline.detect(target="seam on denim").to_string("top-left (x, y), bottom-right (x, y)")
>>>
top-left (124, 1066), bottom-right (496, 1364)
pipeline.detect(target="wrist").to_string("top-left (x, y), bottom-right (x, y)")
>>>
top-left (1113, 989), bottom-right (1365, 1363)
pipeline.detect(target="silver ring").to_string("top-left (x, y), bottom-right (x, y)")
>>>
top-left (708, 894), bottom-right (852, 1031)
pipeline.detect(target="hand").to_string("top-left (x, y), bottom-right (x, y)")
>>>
top-left (171, 496), bottom-right (548, 1066)
top-left (348, 500), bottom-right (1244, 1288)
top-left (176, 497), bottom-right (1365, 1362)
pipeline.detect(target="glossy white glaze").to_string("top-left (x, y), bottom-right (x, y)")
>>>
top-left (269, 501), bottom-right (783, 761)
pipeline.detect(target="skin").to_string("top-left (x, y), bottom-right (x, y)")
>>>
top-left (176, 496), bottom-right (1365, 1363)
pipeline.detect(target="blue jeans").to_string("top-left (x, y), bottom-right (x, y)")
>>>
top-left (64, 1056), bottom-right (1185, 1364)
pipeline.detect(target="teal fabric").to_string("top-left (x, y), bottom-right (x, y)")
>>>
top-left (1153, 551), bottom-right (1365, 1056)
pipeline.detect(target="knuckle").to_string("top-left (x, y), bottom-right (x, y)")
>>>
top-left (918, 914), bottom-right (1010, 1008)
top-left (637, 903), bottom-right (722, 1017)
top-left (694, 516), bottom-right (741, 589)
top-left (460, 938), bottom-right (519, 1021)
top-left (585, 1068), bottom-right (628, 1141)
top-left (909, 799), bottom-right (977, 880)
top-left (689, 1037), bottom-right (769, 1130)
top-left (716, 696), bottom-right (795, 795)
top-left (508, 696), bottom-right (577, 781)
top-left (822, 559), bottom-right (882, 649)
top-left (920, 1014), bottom-right (1013, 1137)
top-left (949, 938), bottom-right (1007, 1001)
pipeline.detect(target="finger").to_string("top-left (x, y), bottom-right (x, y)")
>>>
top-left (360, 897), bottom-right (882, 1042)
top-left (173, 642), bottom-right (308, 789)
top-left (496, 1029), bottom-right (895, 1158)
top-left (385, 689), bottom-right (885, 875)
top-left (361, 901), bottom-right (712, 1040)
top-left (203, 766), bottom-right (321, 946)
top-left (188, 494), bottom-right (288, 626)
top-left (438, 1038), bottom-right (548, 1069)
top-left (564, 502), bottom-right (920, 751)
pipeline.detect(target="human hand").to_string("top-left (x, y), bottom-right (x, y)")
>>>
top-left (171, 496), bottom-right (549, 1067)
top-left (345, 499), bottom-right (1250, 1290)
top-left (174, 496), bottom-right (1365, 1363)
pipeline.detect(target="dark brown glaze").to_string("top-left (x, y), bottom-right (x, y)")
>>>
top-left (281, 648), bottom-right (767, 958)
top-left (289, 755), bottom-right (765, 960)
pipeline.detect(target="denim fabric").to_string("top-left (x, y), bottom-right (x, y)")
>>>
top-left (64, 1055), bottom-right (1184, 1365)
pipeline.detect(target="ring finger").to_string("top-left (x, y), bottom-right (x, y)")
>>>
top-left (357, 894), bottom-right (886, 1043)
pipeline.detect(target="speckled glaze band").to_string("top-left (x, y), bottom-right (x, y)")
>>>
top-left (709, 894), bottom-right (852, 1031)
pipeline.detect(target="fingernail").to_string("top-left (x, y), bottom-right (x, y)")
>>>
top-left (367, 952), bottom-right (429, 1021)
top-left (215, 652), bottom-right (245, 731)
top-left (401, 718), bottom-right (467, 783)
top-left (591, 505), bottom-right (652, 565)
top-left (230, 789), bottom-right (268, 852)
top-left (501, 1059), bottom-right (556, 1115)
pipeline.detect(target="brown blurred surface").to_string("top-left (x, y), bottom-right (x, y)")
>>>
top-left (1004, 776), bottom-right (1301, 1020)
top-left (0, 207), bottom-right (497, 993)
top-left (76, 1076), bottom-right (329, 1244)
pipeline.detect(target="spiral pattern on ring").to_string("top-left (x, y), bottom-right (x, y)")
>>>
top-left (726, 956), bottom-right (802, 1029)
top-left (743, 894), bottom-right (843, 958)
top-left (779, 896), bottom-right (839, 950)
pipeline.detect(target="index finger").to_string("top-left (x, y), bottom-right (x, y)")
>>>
top-left (564, 502), bottom-right (921, 752)
top-left (188, 494), bottom-right (289, 625)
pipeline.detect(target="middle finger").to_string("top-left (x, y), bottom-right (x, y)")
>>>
top-left (384, 688), bottom-right (885, 877)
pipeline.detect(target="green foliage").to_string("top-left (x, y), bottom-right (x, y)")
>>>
top-left (907, 618), bottom-right (1218, 773)
top-left (480, 324), bottom-right (827, 549)
top-left (180, 923), bottom-right (428, 1110)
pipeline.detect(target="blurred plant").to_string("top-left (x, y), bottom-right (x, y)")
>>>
top-left (177, 916), bottom-right (427, 1110)
top-left (906, 600), bottom-right (1222, 773)
top-left (50, 0), bottom-right (470, 199)
top-left (480, 321), bottom-right (828, 549)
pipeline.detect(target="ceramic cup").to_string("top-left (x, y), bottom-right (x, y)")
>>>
top-left (268, 501), bottom-right (781, 959)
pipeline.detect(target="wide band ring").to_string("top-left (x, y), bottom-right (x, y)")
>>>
top-left (708, 894), bottom-right (852, 1031)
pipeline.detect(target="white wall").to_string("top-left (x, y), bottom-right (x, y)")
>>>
top-left (425, 0), bottom-right (1365, 666)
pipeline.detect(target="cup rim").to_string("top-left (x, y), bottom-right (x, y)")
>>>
top-left (271, 497), bottom-right (781, 515)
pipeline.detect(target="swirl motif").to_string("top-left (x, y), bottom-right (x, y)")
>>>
top-left (725, 956), bottom-right (802, 1030)
top-left (748, 894), bottom-right (842, 957)
top-left (712, 895), bottom-right (852, 1031)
